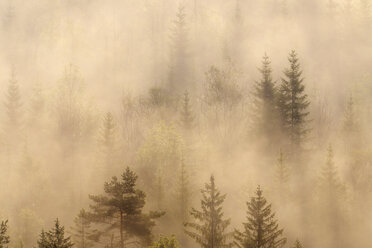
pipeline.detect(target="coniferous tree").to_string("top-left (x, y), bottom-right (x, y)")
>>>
top-left (88, 167), bottom-right (164, 248)
top-left (252, 54), bottom-right (279, 148)
top-left (318, 145), bottom-right (345, 248)
top-left (168, 5), bottom-right (191, 93)
top-left (275, 150), bottom-right (290, 187)
top-left (37, 219), bottom-right (73, 248)
top-left (37, 230), bottom-right (48, 248)
top-left (4, 69), bottom-right (22, 134)
top-left (319, 145), bottom-right (344, 197)
top-left (184, 175), bottom-right (233, 248)
top-left (277, 51), bottom-right (310, 157)
top-left (71, 209), bottom-right (97, 248)
top-left (342, 94), bottom-right (359, 147)
top-left (176, 157), bottom-right (191, 222)
top-left (179, 91), bottom-right (195, 131)
top-left (235, 186), bottom-right (286, 248)
top-left (98, 112), bottom-right (118, 173)
top-left (0, 220), bottom-right (10, 248)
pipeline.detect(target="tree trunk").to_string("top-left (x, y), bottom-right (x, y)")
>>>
top-left (120, 211), bottom-right (124, 248)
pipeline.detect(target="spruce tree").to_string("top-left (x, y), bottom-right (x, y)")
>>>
top-left (71, 209), bottom-right (97, 248)
top-left (275, 150), bottom-right (290, 187)
top-left (318, 145), bottom-right (345, 248)
top-left (277, 50), bottom-right (310, 155)
top-left (252, 54), bottom-right (279, 147)
top-left (319, 145), bottom-right (344, 198)
top-left (342, 94), bottom-right (359, 148)
top-left (179, 91), bottom-right (195, 131)
top-left (184, 175), bottom-right (233, 248)
top-left (0, 220), bottom-right (10, 248)
top-left (176, 157), bottom-right (191, 222)
top-left (37, 230), bottom-right (48, 248)
top-left (98, 112), bottom-right (118, 173)
top-left (37, 219), bottom-right (73, 248)
top-left (235, 186), bottom-right (286, 248)
top-left (4, 69), bottom-right (22, 133)
top-left (168, 5), bottom-right (191, 93)
top-left (88, 167), bottom-right (164, 248)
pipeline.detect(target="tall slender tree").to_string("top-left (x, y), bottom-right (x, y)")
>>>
top-left (71, 209), bottom-right (97, 248)
top-left (184, 175), bottom-right (233, 248)
top-left (318, 145), bottom-right (345, 248)
top-left (98, 112), bottom-right (118, 173)
top-left (277, 50), bottom-right (310, 156)
top-left (179, 91), bottom-right (195, 131)
top-left (275, 150), bottom-right (290, 186)
top-left (252, 54), bottom-right (279, 148)
top-left (88, 167), bottom-right (164, 248)
top-left (176, 157), bottom-right (191, 222)
top-left (235, 186), bottom-right (286, 248)
top-left (168, 5), bottom-right (191, 93)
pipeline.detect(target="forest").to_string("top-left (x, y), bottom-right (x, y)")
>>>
top-left (0, 0), bottom-right (371, 248)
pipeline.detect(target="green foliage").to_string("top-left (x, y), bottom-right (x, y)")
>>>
top-left (149, 235), bottom-right (181, 248)
top-left (184, 175), bottom-right (233, 248)
top-left (37, 219), bottom-right (73, 248)
top-left (0, 220), bottom-right (10, 248)
top-left (88, 167), bottom-right (164, 248)
top-left (277, 50), bottom-right (310, 153)
top-left (137, 122), bottom-right (184, 208)
top-left (235, 186), bottom-right (286, 248)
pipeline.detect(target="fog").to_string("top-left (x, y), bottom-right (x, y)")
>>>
top-left (0, 0), bottom-right (371, 248)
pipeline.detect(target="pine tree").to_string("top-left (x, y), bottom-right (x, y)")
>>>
top-left (168, 5), bottom-right (191, 93)
top-left (0, 220), bottom-right (10, 248)
top-left (252, 54), bottom-right (279, 147)
top-left (184, 175), bottom-right (233, 248)
top-left (277, 50), bottom-right (310, 156)
top-left (235, 186), bottom-right (286, 248)
top-left (71, 209), bottom-right (97, 248)
top-left (88, 167), bottom-right (164, 248)
top-left (37, 219), bottom-right (73, 248)
top-left (179, 91), bottom-right (195, 131)
top-left (37, 230), bottom-right (48, 248)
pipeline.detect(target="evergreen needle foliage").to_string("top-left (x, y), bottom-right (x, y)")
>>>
top-left (184, 175), bottom-right (233, 248)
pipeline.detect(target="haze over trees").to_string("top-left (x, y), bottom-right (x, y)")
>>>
top-left (0, 1), bottom-right (372, 248)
